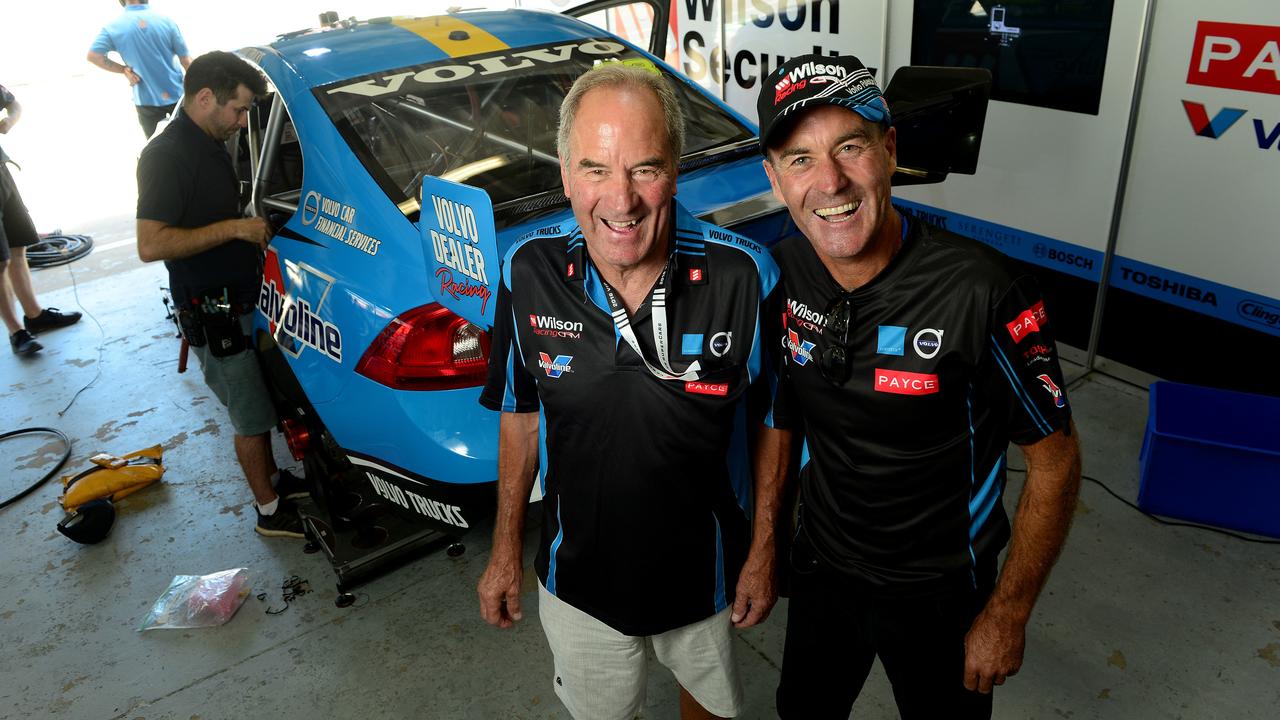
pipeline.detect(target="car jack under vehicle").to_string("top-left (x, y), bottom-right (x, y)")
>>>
top-left (258, 335), bottom-right (470, 607)
top-left (292, 434), bottom-right (465, 607)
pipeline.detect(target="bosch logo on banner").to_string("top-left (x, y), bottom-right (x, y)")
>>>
top-left (1037, 374), bottom-right (1066, 408)
top-left (874, 369), bottom-right (939, 396)
top-left (538, 353), bottom-right (574, 378)
top-left (1187, 22), bottom-right (1280, 97)
top-left (1006, 301), bottom-right (1048, 343)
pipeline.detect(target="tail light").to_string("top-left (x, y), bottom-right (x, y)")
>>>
top-left (355, 303), bottom-right (490, 391)
top-left (280, 418), bottom-right (312, 461)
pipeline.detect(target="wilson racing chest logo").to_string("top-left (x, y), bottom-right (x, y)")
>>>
top-left (787, 298), bottom-right (827, 332)
top-left (529, 314), bottom-right (583, 339)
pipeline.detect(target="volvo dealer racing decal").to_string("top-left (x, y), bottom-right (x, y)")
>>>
top-left (420, 176), bottom-right (500, 328)
top-left (259, 247), bottom-right (344, 363)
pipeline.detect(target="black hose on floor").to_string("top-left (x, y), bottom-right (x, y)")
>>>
top-left (0, 427), bottom-right (71, 510)
top-left (27, 234), bottom-right (94, 268)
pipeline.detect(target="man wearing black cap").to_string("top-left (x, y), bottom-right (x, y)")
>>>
top-left (756, 54), bottom-right (1082, 718)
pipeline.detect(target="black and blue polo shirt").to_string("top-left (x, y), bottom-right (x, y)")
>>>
top-left (480, 200), bottom-right (781, 636)
top-left (771, 211), bottom-right (1072, 595)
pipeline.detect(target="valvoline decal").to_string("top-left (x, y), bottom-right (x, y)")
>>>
top-left (420, 177), bottom-right (499, 328)
top-left (258, 247), bottom-right (343, 363)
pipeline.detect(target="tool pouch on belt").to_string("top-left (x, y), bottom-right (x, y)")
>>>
top-left (195, 288), bottom-right (248, 358)
top-left (176, 305), bottom-right (207, 348)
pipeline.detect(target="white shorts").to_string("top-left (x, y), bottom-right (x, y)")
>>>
top-left (538, 583), bottom-right (743, 719)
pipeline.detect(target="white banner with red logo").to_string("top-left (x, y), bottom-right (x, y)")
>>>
top-left (1110, 3), bottom-right (1280, 336)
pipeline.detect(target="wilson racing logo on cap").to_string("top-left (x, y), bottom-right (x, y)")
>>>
top-left (774, 60), bottom-right (848, 104)
top-left (874, 369), bottom-right (939, 395)
top-left (538, 352), bottom-right (574, 378)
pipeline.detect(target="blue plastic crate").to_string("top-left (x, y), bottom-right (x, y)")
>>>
top-left (1138, 381), bottom-right (1280, 538)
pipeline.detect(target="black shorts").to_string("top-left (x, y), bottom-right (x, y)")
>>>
top-left (0, 162), bottom-right (39, 262)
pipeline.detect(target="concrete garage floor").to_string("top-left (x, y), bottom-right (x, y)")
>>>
top-left (2, 235), bottom-right (1279, 720)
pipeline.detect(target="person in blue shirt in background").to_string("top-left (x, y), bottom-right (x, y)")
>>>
top-left (87, 1), bottom-right (192, 138)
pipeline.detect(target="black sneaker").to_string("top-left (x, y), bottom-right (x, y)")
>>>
top-left (10, 329), bottom-right (42, 356)
top-left (273, 469), bottom-right (311, 500)
top-left (24, 307), bottom-right (82, 333)
top-left (254, 502), bottom-right (306, 539)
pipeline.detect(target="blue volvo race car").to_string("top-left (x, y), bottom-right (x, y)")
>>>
top-left (235, 6), bottom-right (792, 576)
top-left (235, 6), bottom-right (988, 587)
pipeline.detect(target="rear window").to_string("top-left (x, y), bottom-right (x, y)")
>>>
top-left (315, 39), bottom-right (753, 222)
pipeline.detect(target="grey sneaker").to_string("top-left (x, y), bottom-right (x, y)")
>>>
top-left (10, 329), bottom-right (42, 356)
top-left (254, 502), bottom-right (305, 539)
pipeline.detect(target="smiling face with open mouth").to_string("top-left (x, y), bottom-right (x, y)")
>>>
top-left (763, 105), bottom-right (899, 278)
top-left (561, 84), bottom-right (677, 277)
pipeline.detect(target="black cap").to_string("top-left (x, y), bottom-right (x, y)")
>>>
top-left (757, 54), bottom-right (891, 154)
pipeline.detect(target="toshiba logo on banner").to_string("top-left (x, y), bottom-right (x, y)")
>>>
top-left (874, 369), bottom-right (939, 396)
top-left (1187, 21), bottom-right (1280, 96)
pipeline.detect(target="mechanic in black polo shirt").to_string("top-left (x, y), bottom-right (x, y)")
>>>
top-left (136, 51), bottom-right (307, 538)
top-left (756, 55), bottom-right (1083, 719)
top-left (477, 64), bottom-right (789, 720)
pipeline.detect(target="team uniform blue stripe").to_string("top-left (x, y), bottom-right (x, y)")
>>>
top-left (537, 406), bottom-right (549, 499)
top-left (989, 336), bottom-right (1051, 435)
top-left (712, 514), bottom-right (727, 610)
top-left (501, 344), bottom-right (518, 412)
top-left (970, 454), bottom-right (1006, 540)
top-left (747, 304), bottom-right (762, 383)
top-left (547, 496), bottom-right (564, 594)
top-left (965, 392), bottom-right (979, 586)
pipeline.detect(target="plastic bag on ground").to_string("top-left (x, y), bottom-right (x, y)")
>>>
top-left (139, 568), bottom-right (251, 631)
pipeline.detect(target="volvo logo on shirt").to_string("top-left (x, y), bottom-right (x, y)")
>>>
top-left (1037, 374), bottom-right (1066, 408)
top-left (710, 331), bottom-right (732, 357)
top-left (530, 313), bottom-right (583, 339)
top-left (913, 328), bottom-right (944, 359)
top-left (786, 328), bottom-right (815, 366)
top-left (787, 298), bottom-right (827, 332)
top-left (538, 353), bottom-right (574, 378)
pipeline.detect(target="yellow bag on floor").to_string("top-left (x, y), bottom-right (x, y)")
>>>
top-left (60, 445), bottom-right (165, 512)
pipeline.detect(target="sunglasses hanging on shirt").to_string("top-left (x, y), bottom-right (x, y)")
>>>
top-left (818, 292), bottom-right (856, 386)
